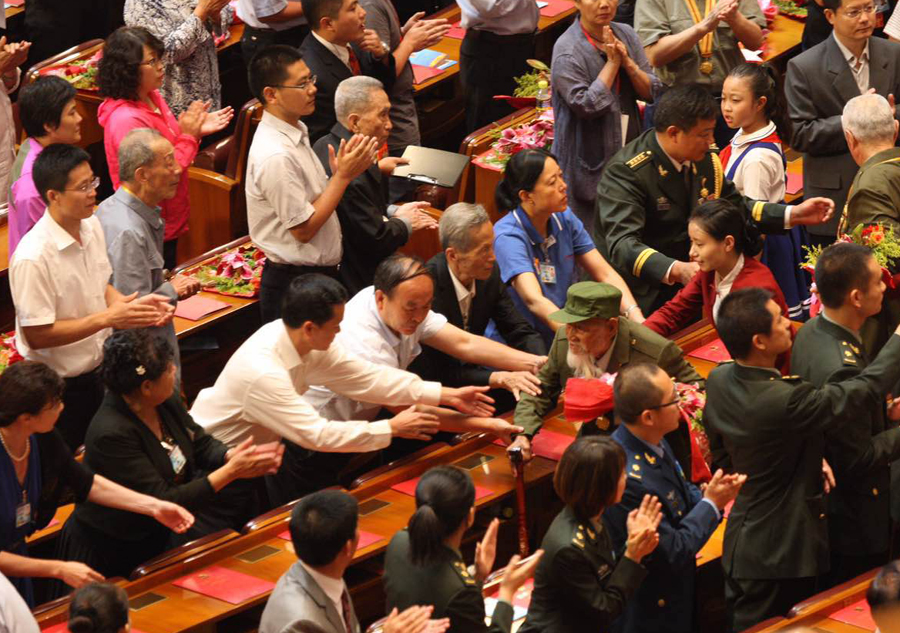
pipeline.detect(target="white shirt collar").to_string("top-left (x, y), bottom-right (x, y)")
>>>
top-left (447, 265), bottom-right (476, 306)
top-left (731, 121), bottom-right (777, 148)
top-left (833, 32), bottom-right (870, 67)
top-left (715, 254), bottom-right (745, 291)
top-left (311, 30), bottom-right (351, 68)
top-left (298, 561), bottom-right (347, 619)
top-left (594, 334), bottom-right (617, 373)
top-left (274, 321), bottom-right (304, 369)
top-left (44, 211), bottom-right (94, 252)
top-left (658, 141), bottom-right (691, 173)
top-left (260, 110), bottom-right (309, 148)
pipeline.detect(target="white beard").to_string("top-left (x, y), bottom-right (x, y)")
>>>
top-left (567, 349), bottom-right (601, 379)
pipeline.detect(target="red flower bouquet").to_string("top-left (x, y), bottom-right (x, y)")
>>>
top-left (188, 245), bottom-right (266, 298)
top-left (0, 332), bottom-right (23, 376)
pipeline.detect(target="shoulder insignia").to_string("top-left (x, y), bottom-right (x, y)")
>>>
top-left (658, 165), bottom-right (668, 178)
top-left (718, 359), bottom-right (735, 364)
top-left (644, 452), bottom-right (657, 465)
top-left (634, 454), bottom-right (642, 461)
top-left (782, 375), bottom-right (802, 381)
top-left (452, 560), bottom-right (476, 585)
top-left (572, 536), bottom-right (586, 548)
top-left (626, 151), bottom-right (652, 170)
top-left (632, 463), bottom-right (641, 471)
top-left (628, 472), bottom-right (642, 480)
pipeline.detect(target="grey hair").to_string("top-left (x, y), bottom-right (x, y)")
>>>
top-left (842, 93), bottom-right (896, 144)
top-left (118, 128), bottom-right (165, 183)
top-left (334, 76), bottom-right (384, 124)
top-left (439, 203), bottom-right (491, 251)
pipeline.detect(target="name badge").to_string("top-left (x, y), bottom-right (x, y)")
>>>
top-left (539, 262), bottom-right (557, 284)
top-left (15, 501), bottom-right (31, 528)
top-left (168, 444), bottom-right (187, 475)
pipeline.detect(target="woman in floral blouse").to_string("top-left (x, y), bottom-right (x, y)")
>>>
top-left (123, 0), bottom-right (234, 115)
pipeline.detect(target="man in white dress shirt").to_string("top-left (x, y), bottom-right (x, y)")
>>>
top-left (246, 45), bottom-right (379, 323)
top-left (9, 144), bottom-right (172, 450)
top-left (190, 273), bottom-right (499, 503)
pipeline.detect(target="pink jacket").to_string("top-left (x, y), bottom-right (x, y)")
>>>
top-left (98, 90), bottom-right (199, 241)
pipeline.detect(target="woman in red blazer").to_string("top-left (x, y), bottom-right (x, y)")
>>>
top-left (644, 199), bottom-right (789, 338)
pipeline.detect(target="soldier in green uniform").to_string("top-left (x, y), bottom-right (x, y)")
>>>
top-left (520, 436), bottom-right (662, 633)
top-left (508, 282), bottom-right (702, 474)
top-left (705, 287), bottom-right (900, 632)
top-left (383, 466), bottom-right (541, 633)
top-left (593, 84), bottom-right (836, 314)
top-left (790, 243), bottom-right (900, 587)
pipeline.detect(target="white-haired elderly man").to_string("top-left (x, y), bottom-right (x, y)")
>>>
top-left (409, 202), bottom-right (547, 413)
top-left (95, 128), bottom-right (201, 374)
top-left (312, 76), bottom-right (438, 294)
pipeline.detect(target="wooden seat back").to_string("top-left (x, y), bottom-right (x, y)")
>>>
top-left (129, 529), bottom-right (240, 580)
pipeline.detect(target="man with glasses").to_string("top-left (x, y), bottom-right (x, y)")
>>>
top-left (8, 144), bottom-right (174, 450)
top-left (246, 45), bottom-right (379, 323)
top-left (509, 281), bottom-right (702, 474)
top-left (786, 0), bottom-right (900, 249)
top-left (603, 362), bottom-right (746, 633)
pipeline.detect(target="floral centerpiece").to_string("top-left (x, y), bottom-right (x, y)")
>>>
top-left (473, 111), bottom-right (554, 171)
top-left (41, 50), bottom-right (102, 91)
top-left (187, 244), bottom-right (266, 298)
top-left (772, 0), bottom-right (808, 19)
top-left (677, 382), bottom-right (712, 483)
top-left (0, 332), bottom-right (23, 376)
top-left (801, 223), bottom-right (900, 284)
top-left (512, 60), bottom-right (551, 98)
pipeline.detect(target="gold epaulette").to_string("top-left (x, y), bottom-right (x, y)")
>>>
top-left (452, 560), bottom-right (477, 585)
top-left (841, 340), bottom-right (861, 366)
top-left (626, 151), bottom-right (652, 170)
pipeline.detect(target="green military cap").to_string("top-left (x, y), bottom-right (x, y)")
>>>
top-left (549, 282), bottom-right (622, 323)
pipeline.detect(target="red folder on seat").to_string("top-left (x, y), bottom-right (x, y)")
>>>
top-left (174, 295), bottom-right (230, 321)
top-left (493, 429), bottom-right (574, 461)
top-left (687, 338), bottom-right (731, 363)
top-left (411, 64), bottom-right (444, 85)
top-left (392, 477), bottom-right (494, 500)
top-left (446, 22), bottom-right (466, 39)
top-left (829, 599), bottom-right (877, 631)
top-left (172, 565), bottom-right (275, 604)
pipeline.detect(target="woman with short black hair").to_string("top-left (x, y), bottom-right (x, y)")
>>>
top-left (0, 361), bottom-right (193, 605)
top-left (520, 436), bottom-right (661, 633)
top-left (57, 330), bottom-right (283, 581)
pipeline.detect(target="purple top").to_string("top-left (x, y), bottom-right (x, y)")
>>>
top-left (8, 139), bottom-right (46, 258)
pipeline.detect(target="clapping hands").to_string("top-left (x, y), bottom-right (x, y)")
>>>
top-left (624, 494), bottom-right (663, 563)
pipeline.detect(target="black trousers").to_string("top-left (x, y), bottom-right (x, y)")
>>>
top-left (725, 575), bottom-right (817, 633)
top-left (240, 24), bottom-right (310, 66)
top-left (163, 239), bottom-right (178, 272)
top-left (259, 260), bottom-right (340, 324)
top-left (459, 29), bottom-right (534, 134)
top-left (57, 369), bottom-right (104, 452)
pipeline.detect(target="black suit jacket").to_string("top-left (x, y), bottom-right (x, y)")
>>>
top-left (298, 33), bottom-right (396, 143)
top-left (313, 122), bottom-right (410, 295)
top-left (409, 252), bottom-right (546, 386)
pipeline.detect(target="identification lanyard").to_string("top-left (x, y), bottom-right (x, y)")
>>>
top-left (513, 209), bottom-right (562, 284)
top-left (683, 0), bottom-right (715, 74)
top-left (15, 490), bottom-right (31, 529)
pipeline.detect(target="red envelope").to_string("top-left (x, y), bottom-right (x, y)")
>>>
top-left (493, 429), bottom-right (574, 461)
top-left (172, 565), bottom-right (275, 604)
top-left (687, 338), bottom-right (731, 363)
top-left (540, 0), bottom-right (574, 17)
top-left (392, 477), bottom-right (494, 500)
top-left (446, 22), bottom-right (466, 39)
top-left (786, 171), bottom-right (803, 195)
top-left (510, 578), bottom-right (534, 609)
top-left (5, 0), bottom-right (24, 6)
top-left (174, 295), bottom-right (230, 321)
top-left (829, 599), bottom-right (877, 631)
top-left (411, 64), bottom-right (445, 85)
top-left (278, 529), bottom-right (385, 549)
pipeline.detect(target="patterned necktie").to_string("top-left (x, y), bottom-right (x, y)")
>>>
top-left (346, 46), bottom-right (361, 75)
top-left (340, 588), bottom-right (354, 633)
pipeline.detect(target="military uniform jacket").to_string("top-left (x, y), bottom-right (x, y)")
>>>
top-left (843, 147), bottom-right (900, 237)
top-left (604, 425), bottom-right (720, 633)
top-left (513, 318), bottom-right (701, 471)
top-left (593, 128), bottom-right (788, 312)
top-left (383, 530), bottom-right (513, 633)
top-left (704, 334), bottom-right (900, 579)
top-left (519, 505), bottom-right (647, 633)
top-left (790, 316), bottom-right (900, 556)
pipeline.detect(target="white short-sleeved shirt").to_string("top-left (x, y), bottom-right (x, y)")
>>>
top-left (722, 122), bottom-right (786, 203)
top-left (303, 286), bottom-right (448, 422)
top-left (0, 573), bottom-right (39, 633)
top-left (190, 320), bottom-right (442, 450)
top-left (235, 0), bottom-right (306, 29)
top-left (246, 111), bottom-right (341, 266)
top-left (10, 213), bottom-right (112, 377)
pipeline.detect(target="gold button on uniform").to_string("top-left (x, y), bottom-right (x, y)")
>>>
top-left (819, 513), bottom-right (826, 519)
top-left (873, 488), bottom-right (879, 496)
top-left (658, 599), bottom-right (666, 608)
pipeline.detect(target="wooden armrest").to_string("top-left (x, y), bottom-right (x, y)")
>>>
top-left (187, 166), bottom-right (238, 190)
top-left (349, 442), bottom-right (449, 490)
top-left (24, 40), bottom-right (105, 85)
top-left (128, 529), bottom-right (238, 580)
top-left (241, 485), bottom-right (344, 534)
top-left (787, 567), bottom-right (880, 618)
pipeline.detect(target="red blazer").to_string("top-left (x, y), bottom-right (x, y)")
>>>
top-left (644, 257), bottom-right (790, 337)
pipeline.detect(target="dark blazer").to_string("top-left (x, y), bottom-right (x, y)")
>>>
top-left (791, 315), bottom-right (900, 557)
top-left (704, 334), bottom-right (900, 579)
top-left (298, 33), bottom-right (396, 143)
top-left (519, 505), bottom-right (647, 633)
top-left (71, 392), bottom-right (229, 544)
top-left (786, 35), bottom-right (900, 237)
top-left (605, 425), bottom-right (720, 633)
top-left (313, 122), bottom-right (410, 295)
top-left (409, 252), bottom-right (546, 386)
top-left (384, 530), bottom-right (514, 633)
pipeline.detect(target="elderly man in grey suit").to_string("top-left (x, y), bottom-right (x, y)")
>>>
top-left (786, 0), bottom-right (900, 248)
top-left (260, 490), bottom-right (362, 633)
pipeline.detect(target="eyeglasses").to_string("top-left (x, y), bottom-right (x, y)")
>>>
top-left (273, 75), bottom-right (318, 91)
top-left (65, 176), bottom-right (100, 194)
top-left (139, 57), bottom-right (164, 68)
top-left (645, 389), bottom-right (681, 411)
top-left (841, 4), bottom-right (876, 18)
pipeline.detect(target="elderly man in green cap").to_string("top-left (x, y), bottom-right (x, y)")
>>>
top-left (508, 281), bottom-right (701, 472)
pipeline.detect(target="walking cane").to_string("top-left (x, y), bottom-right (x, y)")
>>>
top-left (508, 446), bottom-right (530, 557)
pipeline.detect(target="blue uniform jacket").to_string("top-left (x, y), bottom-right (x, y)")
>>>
top-left (604, 425), bottom-right (721, 633)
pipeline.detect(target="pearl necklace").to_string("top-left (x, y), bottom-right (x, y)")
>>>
top-left (0, 429), bottom-right (29, 462)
